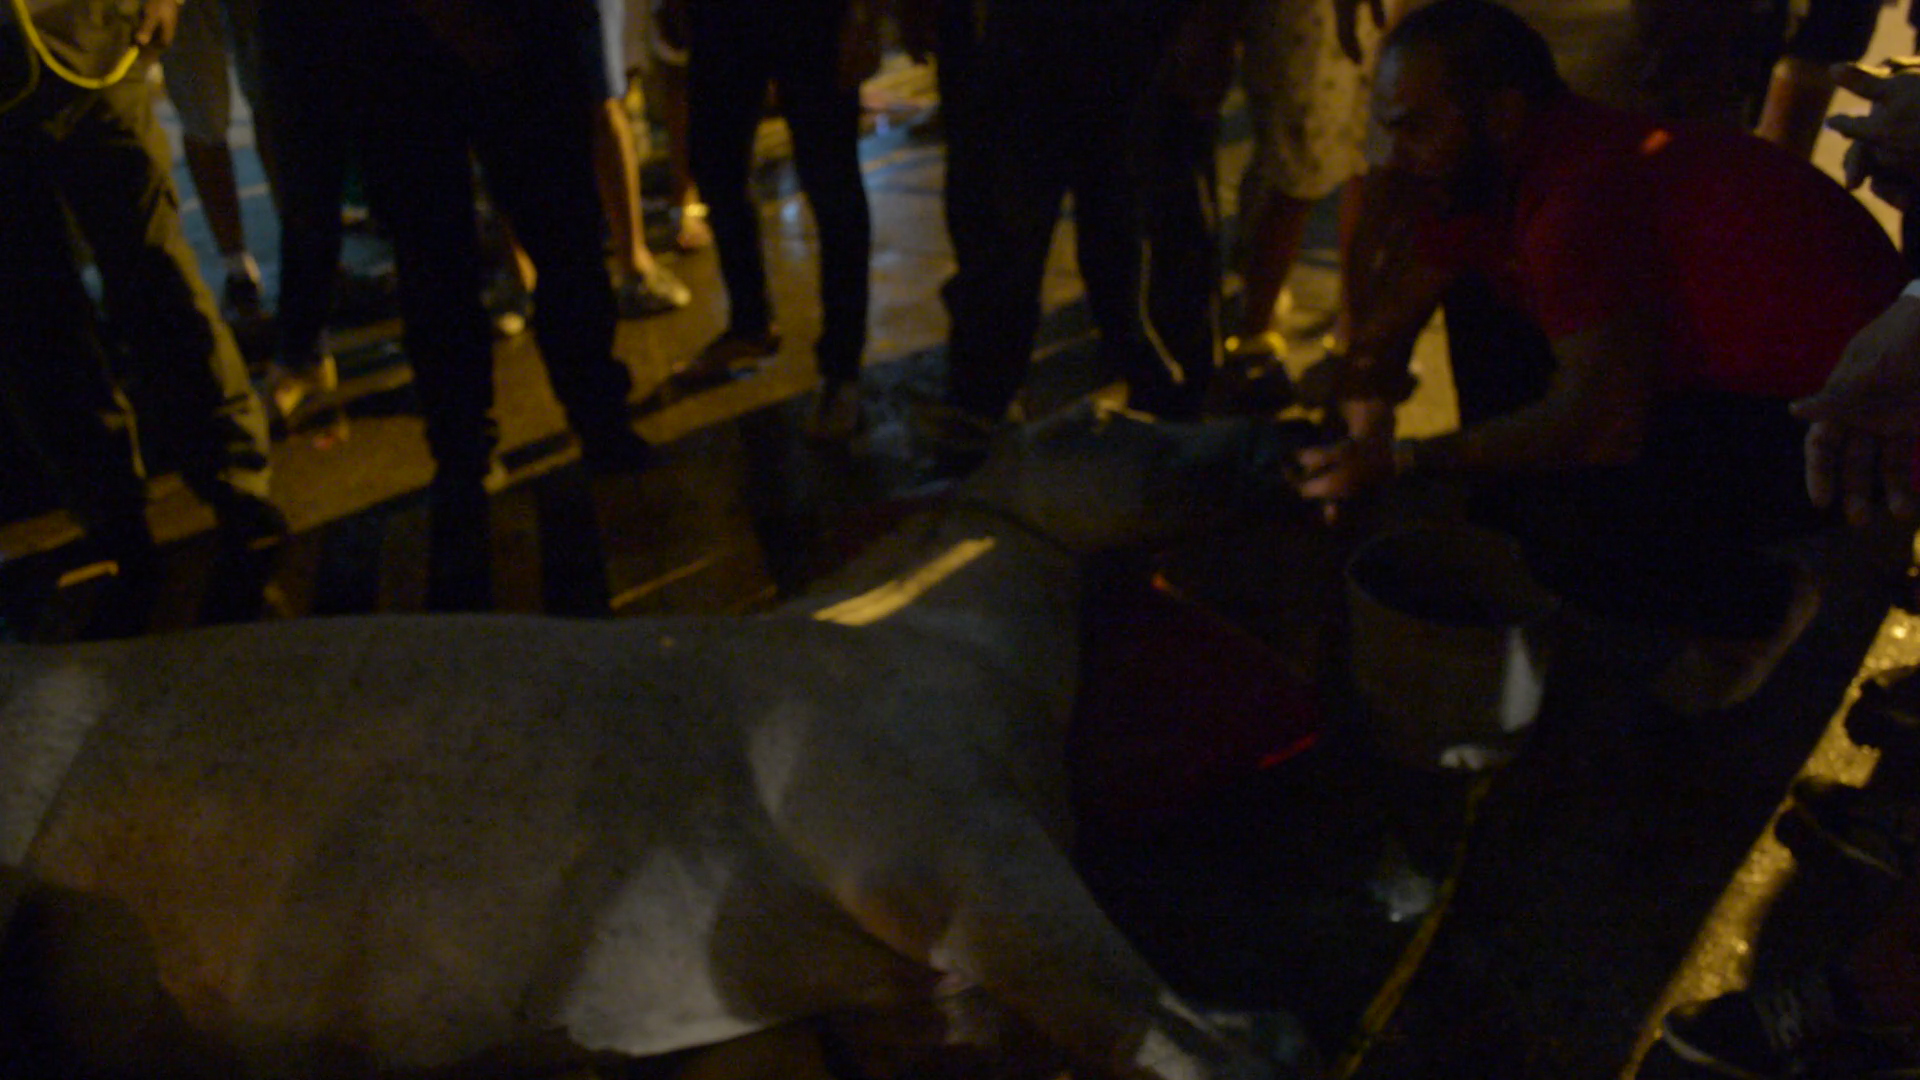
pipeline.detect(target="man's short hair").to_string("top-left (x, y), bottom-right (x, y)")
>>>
top-left (1382, 0), bottom-right (1569, 104)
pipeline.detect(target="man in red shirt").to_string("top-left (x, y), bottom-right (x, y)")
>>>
top-left (1300, 0), bottom-right (1908, 713)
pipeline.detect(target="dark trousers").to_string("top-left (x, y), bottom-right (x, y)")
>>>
top-left (0, 75), bottom-right (270, 532)
top-left (687, 0), bottom-right (870, 382)
top-left (267, 0), bottom-right (633, 479)
top-left (257, 0), bottom-right (347, 364)
top-left (936, 3), bottom-right (1194, 421)
top-left (1446, 285), bottom-right (1822, 639)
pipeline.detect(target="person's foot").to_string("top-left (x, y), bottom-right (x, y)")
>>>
top-left (222, 267), bottom-right (266, 325)
top-left (615, 265), bottom-right (692, 319)
top-left (804, 378), bottom-right (863, 443)
top-left (1776, 776), bottom-right (1920, 881)
top-left (1660, 975), bottom-right (1917, 1079)
top-left (674, 202), bottom-right (713, 252)
top-left (484, 274), bottom-right (533, 339)
top-left (1648, 565), bottom-right (1821, 716)
top-left (672, 329), bottom-right (781, 388)
top-left (262, 351), bottom-right (340, 433)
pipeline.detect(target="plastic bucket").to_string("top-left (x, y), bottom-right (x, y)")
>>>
top-left (1346, 524), bottom-right (1559, 769)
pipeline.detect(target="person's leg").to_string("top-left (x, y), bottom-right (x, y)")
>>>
top-left (1071, 96), bottom-right (1191, 417)
top-left (772, 4), bottom-right (871, 386)
top-left (937, 66), bottom-right (1069, 425)
top-left (350, 18), bottom-right (497, 481)
top-left (0, 122), bottom-right (152, 551)
top-left (1137, 83), bottom-right (1220, 404)
top-left (257, 0), bottom-right (348, 370)
top-left (163, 0), bottom-right (260, 315)
top-left (57, 78), bottom-right (278, 539)
top-left (1472, 393), bottom-right (1821, 711)
top-left (1755, 0), bottom-right (1883, 158)
top-left (686, 5), bottom-right (776, 342)
top-left (471, 15), bottom-right (649, 463)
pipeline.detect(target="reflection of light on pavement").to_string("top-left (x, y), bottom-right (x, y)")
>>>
top-left (1621, 607), bottom-right (1919, 1078)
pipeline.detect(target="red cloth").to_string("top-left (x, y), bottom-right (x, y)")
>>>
top-left (1420, 98), bottom-right (1907, 401)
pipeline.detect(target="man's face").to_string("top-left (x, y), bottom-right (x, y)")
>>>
top-left (1373, 43), bottom-right (1495, 207)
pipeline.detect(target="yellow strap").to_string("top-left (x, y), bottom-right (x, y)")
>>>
top-left (813, 538), bottom-right (997, 627)
top-left (6, 0), bottom-right (143, 94)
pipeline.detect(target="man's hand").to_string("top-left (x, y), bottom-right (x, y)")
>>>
top-left (1792, 293), bottom-right (1920, 524)
top-left (1295, 397), bottom-right (1397, 521)
top-left (1829, 60), bottom-right (1920, 210)
top-left (134, 0), bottom-right (180, 50)
top-left (1335, 0), bottom-right (1388, 64)
top-left (1297, 435), bottom-right (1395, 501)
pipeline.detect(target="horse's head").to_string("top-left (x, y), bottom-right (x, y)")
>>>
top-left (958, 402), bottom-right (1310, 554)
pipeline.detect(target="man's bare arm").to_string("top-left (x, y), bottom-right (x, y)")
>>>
top-left (1409, 311), bottom-right (1661, 473)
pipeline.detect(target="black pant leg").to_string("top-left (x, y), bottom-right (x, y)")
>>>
top-left (348, 11), bottom-right (499, 478)
top-left (258, 0), bottom-right (349, 362)
top-left (54, 78), bottom-right (271, 504)
top-left (773, 8), bottom-right (871, 382)
top-left (471, 13), bottom-right (634, 438)
top-left (938, 14), bottom-right (1074, 420)
top-left (1473, 394), bottom-right (1820, 638)
top-left (0, 118), bottom-right (148, 531)
top-left (687, 6), bottom-right (776, 338)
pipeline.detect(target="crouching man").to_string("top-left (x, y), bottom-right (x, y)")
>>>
top-left (1301, 0), bottom-right (1908, 714)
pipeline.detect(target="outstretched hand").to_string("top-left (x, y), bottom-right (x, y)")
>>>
top-left (1336, 0), bottom-right (1388, 64)
top-left (1792, 294), bottom-right (1920, 524)
top-left (1830, 60), bottom-right (1920, 209)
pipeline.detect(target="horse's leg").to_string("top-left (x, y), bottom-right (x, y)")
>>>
top-left (826, 807), bottom-right (1277, 1080)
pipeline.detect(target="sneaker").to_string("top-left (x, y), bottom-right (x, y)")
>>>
top-left (483, 274), bottom-right (533, 339)
top-left (1649, 565), bottom-right (1821, 716)
top-left (1661, 977), bottom-right (1919, 1079)
top-left (674, 202), bottom-right (713, 252)
top-left (1777, 777), bottom-right (1920, 881)
top-left (1208, 331), bottom-right (1296, 416)
top-left (672, 329), bottom-right (781, 388)
top-left (616, 266), bottom-right (692, 318)
top-left (262, 351), bottom-right (340, 430)
top-left (804, 378), bottom-right (863, 442)
top-left (222, 268), bottom-right (266, 324)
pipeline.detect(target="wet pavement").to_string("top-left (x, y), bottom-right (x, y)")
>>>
top-left (4, 30), bottom-right (1920, 1080)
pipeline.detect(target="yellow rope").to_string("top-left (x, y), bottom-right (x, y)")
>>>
top-left (1332, 771), bottom-right (1496, 1078)
top-left (3, 0), bottom-right (143, 113)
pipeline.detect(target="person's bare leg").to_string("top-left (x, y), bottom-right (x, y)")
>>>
top-left (1754, 55), bottom-right (1837, 160)
top-left (593, 96), bottom-right (660, 281)
top-left (182, 135), bottom-right (248, 259)
top-left (657, 61), bottom-right (712, 250)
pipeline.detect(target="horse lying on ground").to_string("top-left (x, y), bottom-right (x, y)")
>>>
top-left (0, 404), bottom-right (1312, 1080)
